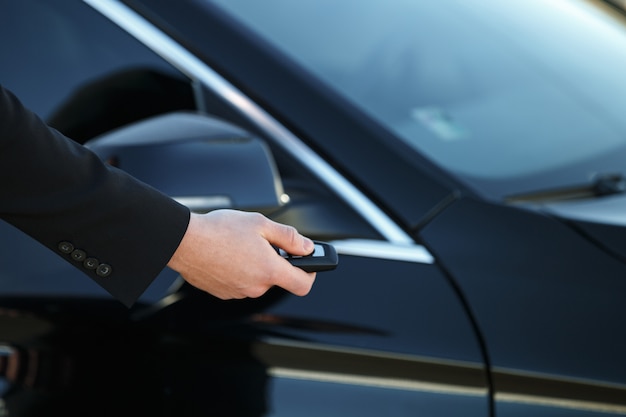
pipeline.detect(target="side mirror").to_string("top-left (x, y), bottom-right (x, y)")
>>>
top-left (86, 112), bottom-right (285, 213)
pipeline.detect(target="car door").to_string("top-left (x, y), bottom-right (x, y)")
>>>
top-left (240, 247), bottom-right (490, 416)
top-left (98, 1), bottom-right (491, 415)
top-left (0, 1), bottom-right (490, 415)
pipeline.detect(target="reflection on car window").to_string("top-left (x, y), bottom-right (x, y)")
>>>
top-left (0, 0), bottom-right (382, 302)
top-left (208, 0), bottom-right (626, 198)
top-left (0, 0), bottom-right (195, 142)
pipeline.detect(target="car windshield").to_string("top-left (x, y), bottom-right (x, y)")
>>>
top-left (208, 0), bottom-right (626, 199)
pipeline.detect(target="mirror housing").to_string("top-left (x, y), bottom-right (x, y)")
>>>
top-left (86, 112), bottom-right (285, 213)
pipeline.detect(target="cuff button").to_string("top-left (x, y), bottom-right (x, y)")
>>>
top-left (58, 241), bottom-right (74, 254)
top-left (71, 249), bottom-right (87, 262)
top-left (96, 264), bottom-right (113, 278)
top-left (84, 258), bottom-right (99, 270)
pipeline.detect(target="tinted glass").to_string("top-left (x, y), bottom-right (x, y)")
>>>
top-left (208, 0), bottom-right (626, 199)
top-left (1, 0), bottom-right (194, 142)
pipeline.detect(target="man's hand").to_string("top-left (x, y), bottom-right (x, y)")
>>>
top-left (167, 209), bottom-right (316, 299)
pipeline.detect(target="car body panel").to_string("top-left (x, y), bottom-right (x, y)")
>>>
top-left (542, 194), bottom-right (626, 263)
top-left (419, 197), bottom-right (626, 412)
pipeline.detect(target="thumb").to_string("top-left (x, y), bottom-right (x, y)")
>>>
top-left (263, 220), bottom-right (314, 256)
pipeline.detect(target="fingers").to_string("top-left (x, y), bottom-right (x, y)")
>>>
top-left (170, 209), bottom-right (317, 300)
top-left (271, 264), bottom-right (317, 297)
top-left (261, 217), bottom-right (315, 256)
top-left (252, 215), bottom-right (317, 295)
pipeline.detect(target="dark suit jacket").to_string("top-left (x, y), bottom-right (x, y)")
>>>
top-left (0, 84), bottom-right (190, 307)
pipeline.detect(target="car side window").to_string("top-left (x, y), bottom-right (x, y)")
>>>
top-left (1, 0), bottom-right (380, 242)
top-left (0, 0), bottom-right (381, 302)
top-left (1, 0), bottom-right (196, 143)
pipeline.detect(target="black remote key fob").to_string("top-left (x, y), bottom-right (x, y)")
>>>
top-left (277, 241), bottom-right (338, 272)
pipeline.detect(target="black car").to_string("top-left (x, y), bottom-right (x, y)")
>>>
top-left (2, 0), bottom-right (626, 416)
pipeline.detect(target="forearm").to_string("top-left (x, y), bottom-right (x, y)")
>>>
top-left (0, 84), bottom-right (190, 306)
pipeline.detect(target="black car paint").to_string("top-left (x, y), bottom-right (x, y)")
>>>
top-left (0, 257), bottom-right (490, 416)
top-left (420, 197), bottom-right (626, 382)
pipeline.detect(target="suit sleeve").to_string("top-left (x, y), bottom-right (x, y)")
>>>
top-left (0, 84), bottom-right (190, 307)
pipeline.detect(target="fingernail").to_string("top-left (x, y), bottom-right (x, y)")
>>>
top-left (303, 238), bottom-right (314, 254)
